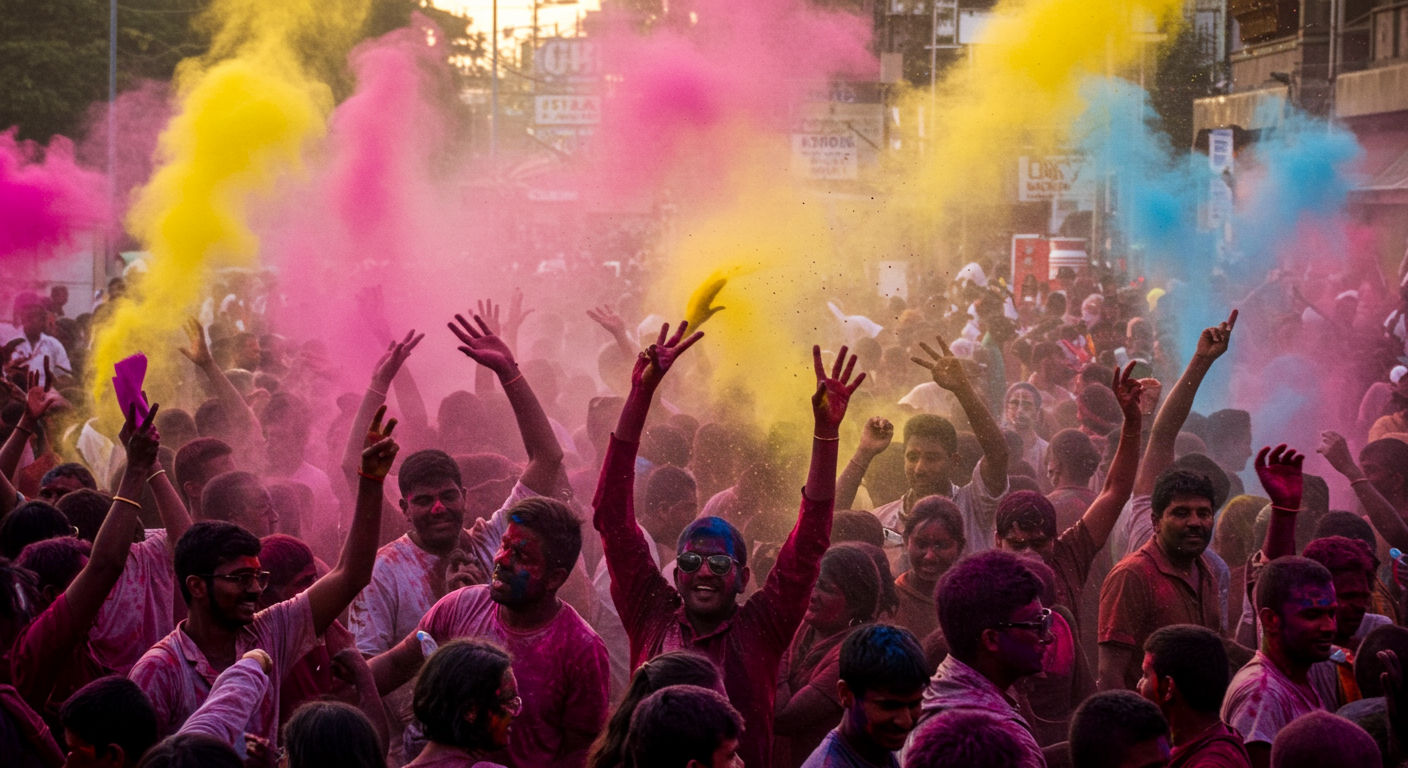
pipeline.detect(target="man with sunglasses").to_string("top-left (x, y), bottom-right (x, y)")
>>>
top-left (130, 407), bottom-right (399, 754)
top-left (593, 321), bottom-right (865, 768)
top-left (348, 314), bottom-right (564, 659)
top-left (916, 550), bottom-right (1052, 767)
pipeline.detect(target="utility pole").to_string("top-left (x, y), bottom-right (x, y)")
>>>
top-left (491, 0), bottom-right (499, 159)
top-left (107, 0), bottom-right (117, 285)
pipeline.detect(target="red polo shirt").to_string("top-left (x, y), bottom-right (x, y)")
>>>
top-left (1098, 538), bottom-right (1222, 685)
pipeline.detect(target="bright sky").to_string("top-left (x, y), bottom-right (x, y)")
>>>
top-left (431, 0), bottom-right (601, 44)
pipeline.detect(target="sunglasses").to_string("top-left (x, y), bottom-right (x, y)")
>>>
top-left (994, 608), bottom-right (1053, 638)
top-left (676, 552), bottom-right (737, 575)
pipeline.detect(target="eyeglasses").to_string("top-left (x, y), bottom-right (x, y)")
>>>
top-left (994, 608), bottom-right (1053, 638)
top-left (204, 571), bottom-right (271, 591)
top-left (676, 552), bottom-right (737, 575)
top-left (499, 695), bottom-right (523, 716)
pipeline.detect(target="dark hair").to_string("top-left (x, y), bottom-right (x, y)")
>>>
top-left (1204, 409), bottom-right (1251, 450)
top-left (61, 676), bottom-right (158, 766)
top-left (1172, 453), bottom-right (1230, 511)
top-left (1314, 511), bottom-right (1377, 561)
top-left (263, 392), bottom-right (312, 434)
top-left (818, 545), bottom-right (882, 625)
top-left (1302, 536), bottom-right (1376, 580)
top-left (1077, 383), bottom-right (1122, 427)
top-left (903, 495), bottom-right (965, 543)
top-left (1048, 429), bottom-right (1101, 483)
top-left (839, 624), bottom-right (928, 699)
top-left (283, 701), bottom-right (385, 768)
top-left (413, 638), bottom-right (513, 751)
top-left (936, 551), bottom-right (1042, 661)
top-left (1068, 690), bottom-right (1169, 768)
top-left (135, 733), bottom-right (242, 768)
top-left (641, 425), bottom-right (692, 467)
top-left (995, 490), bottom-right (1057, 540)
top-left (1144, 625), bottom-right (1230, 714)
top-left (1269, 710), bottom-right (1381, 768)
top-left (831, 510), bottom-right (885, 548)
top-left (1151, 468), bottom-right (1217, 520)
top-left (508, 497), bottom-right (583, 573)
top-left (397, 449), bottom-right (463, 497)
top-left (174, 437), bottom-right (235, 507)
top-left (57, 489), bottom-right (113, 542)
top-left (193, 399), bottom-right (233, 440)
top-left (259, 533), bottom-right (316, 594)
top-left (644, 466), bottom-right (697, 512)
top-left (1031, 341), bottom-right (1065, 365)
top-left (903, 414), bottom-right (958, 456)
top-left (1360, 439), bottom-right (1408, 485)
top-left (851, 541), bottom-right (900, 618)
top-left (17, 535), bottom-right (90, 593)
top-left (625, 685), bottom-right (743, 768)
top-left (1004, 381), bottom-right (1042, 409)
top-left (200, 471), bottom-right (264, 526)
top-left (0, 557), bottom-right (40, 626)
top-left (0, 500), bottom-right (71, 559)
top-left (40, 462), bottom-right (97, 492)
top-left (1255, 556), bottom-right (1334, 619)
top-left (905, 710), bottom-right (1026, 768)
top-left (1355, 624), bottom-right (1408, 697)
top-left (174, 522), bottom-right (263, 604)
top-left (677, 516), bottom-right (748, 568)
top-left (587, 652), bottom-right (720, 768)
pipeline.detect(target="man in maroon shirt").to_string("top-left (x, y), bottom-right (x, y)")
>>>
top-left (1140, 625), bottom-right (1251, 768)
top-left (593, 321), bottom-right (864, 768)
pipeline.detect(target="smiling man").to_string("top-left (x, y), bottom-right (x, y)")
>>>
top-left (1221, 556), bottom-right (1336, 768)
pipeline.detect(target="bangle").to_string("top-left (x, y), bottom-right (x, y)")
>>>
top-left (814, 434), bottom-right (841, 441)
top-left (1271, 505), bottom-right (1300, 513)
top-left (113, 496), bottom-right (142, 510)
top-left (1351, 477), bottom-right (1372, 486)
top-left (147, 469), bottom-right (167, 484)
top-left (848, 457), bottom-right (868, 470)
top-left (12, 425), bottom-right (32, 436)
top-left (358, 470), bottom-right (386, 484)
top-left (500, 373), bottom-right (524, 387)
top-left (366, 386), bottom-right (387, 397)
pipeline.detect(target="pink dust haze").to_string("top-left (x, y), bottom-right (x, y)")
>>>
top-left (0, 129), bottom-right (111, 260)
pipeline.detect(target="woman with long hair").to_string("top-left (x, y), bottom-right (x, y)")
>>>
top-left (585, 650), bottom-right (721, 768)
top-left (283, 701), bottom-right (386, 768)
top-left (406, 639), bottom-right (517, 768)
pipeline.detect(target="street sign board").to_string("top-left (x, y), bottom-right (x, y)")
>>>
top-left (535, 94), bottom-right (600, 125)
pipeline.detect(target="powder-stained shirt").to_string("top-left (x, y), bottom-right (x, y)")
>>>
top-left (6, 593), bottom-right (112, 726)
top-left (911, 655), bottom-right (1046, 768)
top-left (1099, 539), bottom-right (1222, 686)
top-left (1049, 518), bottom-right (1102, 622)
top-left (594, 434), bottom-right (832, 768)
top-left (129, 592), bottom-right (317, 748)
top-left (349, 481), bottom-right (535, 656)
top-left (1221, 651), bottom-right (1326, 748)
top-left (417, 585), bottom-right (609, 768)
top-left (800, 729), bottom-right (898, 768)
top-left (178, 657), bottom-right (268, 755)
top-left (1167, 721), bottom-right (1250, 768)
top-left (892, 572), bottom-right (939, 643)
top-left (90, 529), bottom-right (174, 674)
top-left (869, 461), bottom-right (1007, 555)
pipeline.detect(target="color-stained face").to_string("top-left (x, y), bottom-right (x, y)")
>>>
top-left (904, 436), bottom-right (953, 497)
top-left (674, 528), bottom-right (748, 620)
top-left (704, 737), bottom-right (743, 768)
top-left (1005, 389), bottom-right (1040, 431)
top-left (851, 685), bottom-right (925, 752)
top-left (997, 525), bottom-right (1054, 561)
top-left (994, 598), bottom-right (1052, 677)
top-left (1330, 570), bottom-right (1371, 644)
top-left (402, 479), bottom-right (467, 552)
top-left (1154, 495), bottom-right (1214, 560)
top-left (1136, 653), bottom-right (1169, 708)
top-left (1275, 583), bottom-right (1338, 665)
top-left (63, 728), bottom-right (113, 768)
top-left (906, 519), bottom-right (962, 585)
top-left (1361, 452), bottom-right (1405, 498)
top-left (202, 555), bottom-right (265, 628)
top-left (38, 476), bottom-right (86, 504)
top-left (805, 577), bottom-right (850, 634)
top-left (490, 522), bottom-right (552, 608)
top-left (232, 483), bottom-right (278, 537)
top-left (485, 668), bottom-right (518, 750)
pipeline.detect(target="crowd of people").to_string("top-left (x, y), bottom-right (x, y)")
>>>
top-left (5, 254), bottom-right (1408, 768)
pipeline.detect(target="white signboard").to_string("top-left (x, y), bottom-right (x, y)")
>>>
top-left (1208, 128), bottom-right (1234, 172)
top-left (536, 38), bottom-right (601, 85)
top-left (535, 95), bottom-right (600, 125)
top-left (795, 102), bottom-right (883, 166)
top-left (1018, 156), bottom-right (1094, 202)
top-left (791, 134), bottom-right (858, 180)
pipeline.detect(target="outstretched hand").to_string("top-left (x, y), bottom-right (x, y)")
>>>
top-left (586, 305), bottom-right (628, 338)
top-left (632, 321), bottom-right (703, 391)
top-left (449, 313), bottom-right (518, 379)
top-left (1111, 361), bottom-right (1145, 422)
top-left (179, 317), bottom-right (213, 368)
top-left (119, 400), bottom-right (161, 475)
top-left (911, 336), bottom-right (971, 393)
top-left (1317, 431), bottom-right (1360, 480)
top-left (813, 345), bottom-right (865, 434)
top-left (1256, 444), bottom-right (1305, 510)
top-left (1194, 309), bottom-right (1238, 361)
top-left (371, 330), bottom-right (424, 391)
top-left (360, 405), bottom-right (400, 481)
top-left (685, 275), bottom-right (728, 330)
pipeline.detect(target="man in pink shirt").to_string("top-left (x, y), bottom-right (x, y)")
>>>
top-left (592, 321), bottom-right (865, 768)
top-left (371, 497), bottom-right (610, 768)
top-left (129, 406), bottom-right (399, 752)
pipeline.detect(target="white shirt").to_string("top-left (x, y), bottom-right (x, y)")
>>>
top-left (8, 333), bottom-right (70, 374)
top-left (870, 460), bottom-right (1007, 553)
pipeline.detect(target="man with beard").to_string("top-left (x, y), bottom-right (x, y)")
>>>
top-left (1098, 469), bottom-right (1223, 691)
top-left (369, 497), bottom-right (610, 768)
top-left (1221, 557), bottom-right (1336, 768)
top-left (1301, 536), bottom-right (1387, 710)
top-left (129, 407), bottom-right (398, 754)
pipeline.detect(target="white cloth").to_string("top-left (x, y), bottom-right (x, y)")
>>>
top-left (178, 657), bottom-right (268, 759)
top-left (870, 460), bottom-right (1006, 554)
top-left (90, 529), bottom-right (174, 674)
top-left (8, 334), bottom-right (70, 374)
top-left (1223, 651), bottom-right (1326, 747)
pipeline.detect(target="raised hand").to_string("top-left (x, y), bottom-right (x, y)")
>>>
top-left (1256, 444), bottom-right (1304, 510)
top-left (449, 313), bottom-right (517, 379)
top-left (586, 304), bottom-right (628, 338)
top-left (857, 416), bottom-right (894, 458)
top-left (370, 329), bottom-right (424, 391)
top-left (360, 405), bottom-right (400, 481)
top-left (685, 275), bottom-right (728, 330)
top-left (1194, 309), bottom-right (1238, 361)
top-left (504, 288), bottom-right (534, 343)
top-left (179, 317), bottom-right (213, 368)
top-left (1111, 361), bottom-right (1145, 421)
top-left (812, 345), bottom-right (865, 434)
top-left (632, 321), bottom-right (703, 391)
top-left (24, 359), bottom-right (65, 421)
top-left (911, 336), bottom-right (970, 393)
top-left (1317, 431), bottom-right (1360, 479)
top-left (119, 400), bottom-right (162, 475)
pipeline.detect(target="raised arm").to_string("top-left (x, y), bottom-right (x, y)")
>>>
top-left (835, 417), bottom-right (893, 511)
top-left (449, 304), bottom-right (563, 495)
top-left (1318, 431), bottom-right (1408, 551)
top-left (0, 364), bottom-right (62, 483)
top-left (1255, 445), bottom-right (1305, 561)
top-left (913, 336), bottom-right (1008, 495)
top-left (339, 331), bottom-right (422, 489)
top-left (148, 461), bottom-right (194, 554)
top-left (807, 345), bottom-right (864, 502)
top-left (1081, 363), bottom-right (1145, 546)
top-left (356, 286), bottom-right (431, 440)
top-left (587, 304), bottom-right (637, 360)
top-left (1133, 310), bottom-right (1238, 497)
top-left (307, 406), bottom-right (397, 635)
